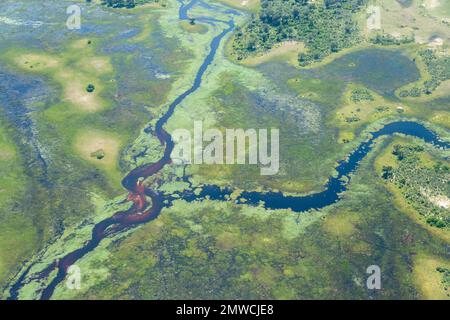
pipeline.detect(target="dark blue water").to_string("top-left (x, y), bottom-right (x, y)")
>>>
top-left (303, 49), bottom-right (421, 97)
top-left (177, 122), bottom-right (449, 212)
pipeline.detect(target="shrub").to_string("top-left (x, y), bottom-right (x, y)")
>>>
top-left (86, 84), bottom-right (95, 93)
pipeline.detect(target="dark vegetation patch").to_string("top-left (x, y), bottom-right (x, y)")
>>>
top-left (350, 88), bottom-right (374, 102)
top-left (436, 266), bottom-right (450, 297)
top-left (231, 0), bottom-right (368, 66)
top-left (381, 144), bottom-right (449, 228)
top-left (99, 0), bottom-right (161, 8)
top-left (86, 83), bottom-right (95, 93)
top-left (370, 33), bottom-right (414, 46)
top-left (399, 50), bottom-right (450, 97)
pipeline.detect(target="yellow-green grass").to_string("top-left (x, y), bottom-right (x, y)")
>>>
top-left (373, 138), bottom-right (450, 299)
top-left (0, 39), bottom-right (128, 190)
top-left (129, 14), bottom-right (156, 43)
top-left (0, 119), bottom-right (38, 285)
top-left (412, 254), bottom-right (450, 299)
top-left (429, 110), bottom-right (450, 129)
top-left (74, 129), bottom-right (124, 186)
top-left (292, 44), bottom-right (377, 70)
top-left (400, 78), bottom-right (450, 103)
top-left (240, 41), bottom-right (306, 66)
top-left (424, 0), bottom-right (450, 19)
top-left (0, 216), bottom-right (38, 287)
top-left (333, 84), bottom-right (408, 142)
top-left (69, 38), bottom-right (93, 50)
top-left (5, 40), bottom-right (113, 113)
top-left (374, 136), bottom-right (442, 174)
top-left (360, 0), bottom-right (449, 46)
top-left (386, 47), bottom-right (450, 128)
top-left (179, 20), bottom-right (209, 34)
top-left (337, 131), bottom-right (356, 144)
top-left (321, 210), bottom-right (371, 254)
top-left (393, 45), bottom-right (448, 101)
top-left (287, 76), bottom-right (346, 104)
top-left (193, 162), bottom-right (320, 194)
top-left (276, 179), bottom-right (320, 195)
top-left (386, 180), bottom-right (450, 243)
top-left (373, 137), bottom-right (450, 243)
top-left (322, 210), bottom-right (359, 237)
top-left (0, 118), bottom-right (26, 209)
top-left (126, 0), bottom-right (168, 11)
top-left (0, 121), bottom-right (24, 201)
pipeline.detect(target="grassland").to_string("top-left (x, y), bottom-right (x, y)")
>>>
top-left (413, 254), bottom-right (450, 299)
top-left (74, 129), bottom-right (124, 185)
top-left (0, 119), bottom-right (24, 204)
top-left (240, 41), bottom-right (305, 66)
top-left (0, 0), bottom-right (195, 296)
top-left (332, 84), bottom-right (408, 142)
top-left (53, 131), bottom-right (450, 299)
top-left (360, 0), bottom-right (449, 46)
top-left (9, 44), bottom-right (111, 112)
top-left (168, 35), bottom-right (445, 197)
top-left (1, 0), bottom-right (449, 300)
top-left (0, 118), bottom-right (38, 288)
top-left (179, 20), bottom-right (209, 34)
top-left (0, 0), bottom-right (248, 298)
top-left (2, 43), bottom-right (126, 189)
top-left (61, 0), bottom-right (450, 300)
top-left (373, 136), bottom-right (450, 242)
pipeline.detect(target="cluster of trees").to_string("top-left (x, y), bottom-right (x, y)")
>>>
top-left (399, 49), bottom-right (450, 97)
top-left (381, 165), bottom-right (393, 179)
top-left (231, 0), bottom-right (368, 65)
top-left (101, 0), bottom-right (136, 8)
top-left (345, 115), bottom-right (360, 123)
top-left (100, 0), bottom-right (157, 8)
top-left (382, 144), bottom-right (449, 228)
top-left (86, 84), bottom-right (95, 93)
top-left (399, 86), bottom-right (421, 98)
top-left (375, 105), bottom-right (389, 113)
top-left (350, 88), bottom-right (374, 102)
top-left (420, 49), bottom-right (450, 93)
top-left (370, 33), bottom-right (414, 46)
top-left (436, 266), bottom-right (450, 296)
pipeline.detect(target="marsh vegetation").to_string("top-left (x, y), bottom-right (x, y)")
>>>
top-left (0, 0), bottom-right (449, 301)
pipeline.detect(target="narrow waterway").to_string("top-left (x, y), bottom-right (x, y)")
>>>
top-left (178, 121), bottom-right (449, 211)
top-left (8, 0), bottom-right (236, 300)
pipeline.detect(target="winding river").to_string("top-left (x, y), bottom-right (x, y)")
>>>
top-left (178, 121), bottom-right (449, 211)
top-left (8, 0), bottom-right (450, 300)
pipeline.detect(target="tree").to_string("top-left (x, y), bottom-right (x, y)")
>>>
top-left (86, 84), bottom-right (95, 93)
top-left (381, 166), bottom-right (393, 180)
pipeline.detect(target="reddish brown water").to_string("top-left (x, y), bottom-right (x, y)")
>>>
top-left (8, 1), bottom-right (235, 300)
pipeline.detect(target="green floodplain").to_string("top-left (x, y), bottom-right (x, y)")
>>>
top-left (0, 0), bottom-right (449, 299)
